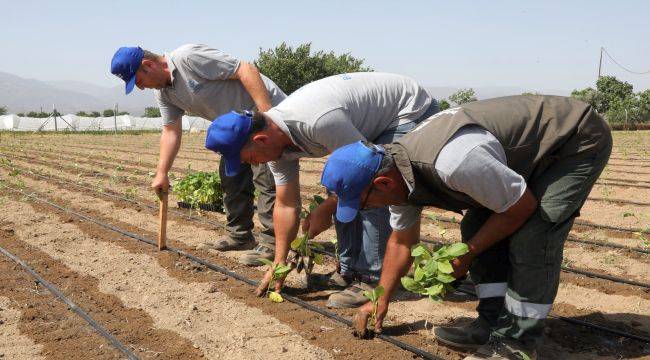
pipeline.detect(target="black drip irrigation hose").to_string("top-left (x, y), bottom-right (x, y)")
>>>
top-left (3, 187), bottom-right (442, 360)
top-left (418, 238), bottom-right (650, 289)
top-left (5, 161), bottom-right (649, 257)
top-left (453, 287), bottom-right (650, 344)
top-left (0, 245), bottom-right (140, 360)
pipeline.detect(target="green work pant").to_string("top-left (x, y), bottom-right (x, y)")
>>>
top-left (459, 113), bottom-right (612, 349)
top-left (219, 160), bottom-right (276, 244)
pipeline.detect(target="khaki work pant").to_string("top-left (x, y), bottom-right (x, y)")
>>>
top-left (219, 160), bottom-right (275, 244)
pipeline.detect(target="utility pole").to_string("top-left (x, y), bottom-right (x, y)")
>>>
top-left (597, 46), bottom-right (603, 80)
top-left (53, 104), bottom-right (58, 132)
top-left (114, 103), bottom-right (118, 134)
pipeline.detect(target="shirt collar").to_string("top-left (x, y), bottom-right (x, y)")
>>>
top-left (265, 108), bottom-right (306, 154)
top-left (163, 53), bottom-right (178, 87)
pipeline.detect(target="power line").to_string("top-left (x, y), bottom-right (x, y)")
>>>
top-left (600, 47), bottom-right (650, 75)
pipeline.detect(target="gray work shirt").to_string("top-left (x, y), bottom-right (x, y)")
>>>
top-left (154, 44), bottom-right (286, 124)
top-left (389, 125), bottom-right (527, 230)
top-left (265, 72), bottom-right (433, 185)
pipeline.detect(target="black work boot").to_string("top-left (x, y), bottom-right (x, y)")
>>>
top-left (433, 316), bottom-right (492, 350)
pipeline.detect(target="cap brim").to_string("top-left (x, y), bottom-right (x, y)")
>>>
top-left (223, 154), bottom-right (242, 177)
top-left (336, 197), bottom-right (361, 223)
top-left (125, 75), bottom-right (137, 94)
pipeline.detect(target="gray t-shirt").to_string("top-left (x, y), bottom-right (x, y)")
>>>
top-left (266, 72), bottom-right (432, 185)
top-left (389, 125), bottom-right (528, 230)
top-left (154, 44), bottom-right (286, 125)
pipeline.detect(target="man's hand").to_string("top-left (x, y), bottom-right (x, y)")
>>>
top-left (254, 263), bottom-right (286, 297)
top-left (451, 253), bottom-right (474, 279)
top-left (353, 299), bottom-right (389, 338)
top-left (301, 201), bottom-right (335, 238)
top-left (151, 172), bottom-right (170, 193)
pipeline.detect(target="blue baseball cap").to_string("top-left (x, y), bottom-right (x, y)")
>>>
top-left (111, 46), bottom-right (144, 94)
top-left (205, 111), bottom-right (253, 176)
top-left (321, 141), bottom-right (384, 223)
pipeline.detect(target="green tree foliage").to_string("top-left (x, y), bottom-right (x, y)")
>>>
top-left (0, 106), bottom-right (7, 115)
top-left (254, 42), bottom-right (372, 95)
top-left (26, 111), bottom-right (49, 118)
top-left (438, 99), bottom-right (451, 111)
top-left (118, 111), bottom-right (129, 115)
top-left (76, 111), bottom-right (89, 117)
top-left (17, 113), bottom-right (25, 117)
top-left (596, 76), bottom-right (634, 113)
top-left (103, 109), bottom-right (115, 117)
top-left (570, 87), bottom-right (599, 108)
top-left (571, 76), bottom-right (648, 124)
top-left (144, 107), bottom-right (161, 117)
top-left (89, 111), bottom-right (101, 117)
top-left (448, 88), bottom-right (477, 105)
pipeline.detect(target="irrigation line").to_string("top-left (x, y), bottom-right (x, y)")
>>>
top-left (4, 160), bottom-right (648, 256)
top-left (3, 186), bottom-right (442, 360)
top-left (417, 238), bottom-right (650, 289)
top-left (452, 287), bottom-right (650, 344)
top-left (0, 245), bottom-right (140, 360)
top-left (4, 185), bottom-right (649, 348)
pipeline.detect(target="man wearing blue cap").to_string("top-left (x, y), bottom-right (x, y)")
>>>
top-left (205, 72), bottom-right (439, 308)
top-left (111, 44), bottom-right (286, 264)
top-left (320, 96), bottom-right (612, 360)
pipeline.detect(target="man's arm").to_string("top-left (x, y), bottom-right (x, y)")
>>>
top-left (151, 118), bottom-right (182, 192)
top-left (451, 188), bottom-right (537, 277)
top-left (255, 178), bottom-right (301, 296)
top-left (356, 221), bottom-right (421, 332)
top-left (229, 61), bottom-right (273, 112)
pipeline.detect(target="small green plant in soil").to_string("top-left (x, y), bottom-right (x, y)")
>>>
top-left (289, 195), bottom-right (326, 278)
top-left (400, 243), bottom-right (469, 301)
top-left (364, 285), bottom-right (384, 327)
top-left (259, 259), bottom-right (292, 303)
top-left (171, 170), bottom-right (223, 212)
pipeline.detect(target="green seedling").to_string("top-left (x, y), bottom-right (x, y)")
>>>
top-left (354, 285), bottom-right (385, 338)
top-left (400, 242), bottom-right (469, 301)
top-left (116, 164), bottom-right (125, 171)
top-left (363, 285), bottom-right (384, 328)
top-left (290, 195), bottom-right (326, 278)
top-left (125, 186), bottom-right (139, 200)
top-left (171, 170), bottom-right (223, 212)
top-left (259, 259), bottom-right (292, 303)
top-left (622, 211), bottom-right (635, 218)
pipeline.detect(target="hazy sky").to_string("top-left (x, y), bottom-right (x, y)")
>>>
top-left (3, 0), bottom-right (649, 92)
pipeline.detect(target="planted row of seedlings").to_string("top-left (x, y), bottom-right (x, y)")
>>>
top-left (4, 154), bottom-right (649, 286)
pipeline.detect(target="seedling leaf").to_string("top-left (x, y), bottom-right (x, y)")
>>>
top-left (446, 243), bottom-right (469, 257)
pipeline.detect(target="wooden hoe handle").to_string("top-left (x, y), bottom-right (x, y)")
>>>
top-left (157, 191), bottom-right (168, 251)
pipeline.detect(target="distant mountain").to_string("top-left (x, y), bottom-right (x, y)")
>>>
top-left (425, 86), bottom-right (569, 101)
top-left (0, 71), bottom-right (156, 115)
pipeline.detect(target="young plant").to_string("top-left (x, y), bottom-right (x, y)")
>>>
top-left (259, 259), bottom-right (292, 303)
top-left (289, 195), bottom-right (326, 277)
top-left (171, 170), bottom-right (223, 212)
top-left (364, 285), bottom-right (384, 328)
top-left (400, 243), bottom-right (469, 301)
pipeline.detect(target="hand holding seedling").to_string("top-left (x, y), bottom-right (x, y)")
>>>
top-left (301, 195), bottom-right (336, 238)
top-left (353, 286), bottom-right (387, 338)
top-left (255, 259), bottom-right (292, 302)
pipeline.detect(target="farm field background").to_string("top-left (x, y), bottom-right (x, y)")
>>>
top-left (0, 130), bottom-right (648, 359)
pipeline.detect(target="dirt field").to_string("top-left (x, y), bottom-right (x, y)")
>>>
top-left (0, 130), bottom-right (648, 359)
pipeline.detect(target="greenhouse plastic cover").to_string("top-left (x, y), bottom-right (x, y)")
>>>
top-left (0, 114), bottom-right (212, 132)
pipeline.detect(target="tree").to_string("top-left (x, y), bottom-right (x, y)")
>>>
top-left (595, 76), bottom-right (634, 114)
top-left (637, 89), bottom-right (650, 123)
top-left (118, 111), bottom-right (129, 115)
top-left (103, 109), bottom-right (115, 117)
top-left (76, 111), bottom-right (89, 116)
top-left (89, 111), bottom-right (101, 118)
top-left (144, 107), bottom-right (161, 117)
top-left (254, 42), bottom-right (372, 95)
top-left (570, 87), bottom-right (598, 108)
top-left (438, 99), bottom-right (451, 111)
top-left (448, 88), bottom-right (477, 105)
top-left (0, 106), bottom-right (7, 115)
top-left (17, 113), bottom-right (25, 117)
